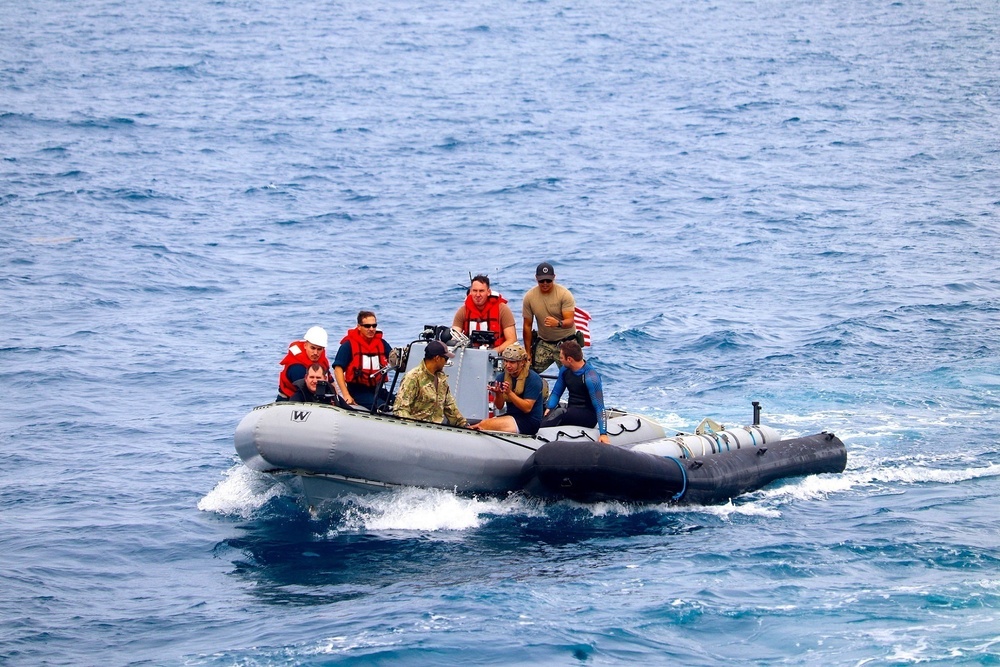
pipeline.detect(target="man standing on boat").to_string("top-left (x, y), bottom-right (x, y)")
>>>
top-left (522, 262), bottom-right (578, 374)
top-left (541, 340), bottom-right (610, 444)
top-left (333, 310), bottom-right (392, 410)
top-left (452, 274), bottom-right (517, 352)
top-left (471, 343), bottom-right (544, 435)
top-left (276, 326), bottom-right (330, 401)
top-left (392, 340), bottom-right (469, 428)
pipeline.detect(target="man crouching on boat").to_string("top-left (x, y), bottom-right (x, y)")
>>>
top-left (540, 340), bottom-right (610, 444)
top-left (392, 340), bottom-right (470, 428)
top-left (471, 344), bottom-right (543, 435)
top-left (288, 363), bottom-right (336, 404)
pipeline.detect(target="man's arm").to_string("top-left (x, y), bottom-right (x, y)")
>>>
top-left (522, 295), bottom-right (534, 362)
top-left (560, 309), bottom-right (576, 332)
top-left (498, 324), bottom-right (517, 352)
top-left (333, 366), bottom-right (353, 404)
top-left (504, 385), bottom-right (536, 414)
top-left (545, 367), bottom-right (567, 413)
top-left (443, 388), bottom-right (468, 428)
top-left (522, 317), bottom-right (533, 362)
top-left (584, 368), bottom-right (609, 439)
top-left (492, 374), bottom-right (507, 410)
top-left (495, 304), bottom-right (517, 353)
top-left (392, 374), bottom-right (416, 419)
top-left (452, 306), bottom-right (466, 331)
top-left (332, 342), bottom-right (354, 403)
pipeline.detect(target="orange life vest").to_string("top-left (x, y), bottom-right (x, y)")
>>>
top-left (340, 328), bottom-right (388, 387)
top-left (277, 340), bottom-right (330, 398)
top-left (462, 292), bottom-right (506, 344)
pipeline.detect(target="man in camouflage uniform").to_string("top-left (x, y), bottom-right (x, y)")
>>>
top-left (392, 340), bottom-right (469, 427)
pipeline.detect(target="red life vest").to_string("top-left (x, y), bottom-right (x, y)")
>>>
top-left (340, 328), bottom-right (388, 388)
top-left (277, 340), bottom-right (330, 398)
top-left (462, 292), bottom-right (506, 344)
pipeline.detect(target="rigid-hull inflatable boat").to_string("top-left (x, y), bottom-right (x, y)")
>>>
top-left (234, 330), bottom-right (846, 506)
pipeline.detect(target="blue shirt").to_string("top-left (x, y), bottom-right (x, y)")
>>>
top-left (496, 368), bottom-right (544, 425)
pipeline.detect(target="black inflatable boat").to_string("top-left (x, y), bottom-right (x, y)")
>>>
top-left (520, 432), bottom-right (847, 504)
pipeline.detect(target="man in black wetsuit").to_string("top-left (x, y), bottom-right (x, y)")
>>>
top-left (540, 340), bottom-right (610, 444)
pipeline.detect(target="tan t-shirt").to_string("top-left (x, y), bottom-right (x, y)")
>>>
top-left (522, 284), bottom-right (576, 343)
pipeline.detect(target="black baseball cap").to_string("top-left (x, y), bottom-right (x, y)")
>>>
top-left (424, 340), bottom-right (455, 359)
top-left (535, 262), bottom-right (554, 278)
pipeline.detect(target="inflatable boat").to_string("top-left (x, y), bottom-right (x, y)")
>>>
top-left (234, 327), bottom-right (846, 506)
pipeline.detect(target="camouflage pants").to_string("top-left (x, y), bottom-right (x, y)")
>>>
top-left (531, 338), bottom-right (565, 375)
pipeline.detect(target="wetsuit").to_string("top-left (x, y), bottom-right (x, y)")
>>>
top-left (542, 361), bottom-right (608, 435)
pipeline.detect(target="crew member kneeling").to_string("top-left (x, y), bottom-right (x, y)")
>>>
top-left (288, 363), bottom-right (335, 404)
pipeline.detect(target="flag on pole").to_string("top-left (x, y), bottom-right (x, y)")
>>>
top-left (574, 307), bottom-right (592, 346)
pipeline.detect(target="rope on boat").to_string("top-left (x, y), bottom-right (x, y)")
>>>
top-left (608, 418), bottom-right (644, 436)
top-left (476, 429), bottom-right (541, 452)
top-left (664, 457), bottom-right (687, 501)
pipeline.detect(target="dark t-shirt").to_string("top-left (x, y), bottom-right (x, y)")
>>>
top-left (496, 368), bottom-right (544, 432)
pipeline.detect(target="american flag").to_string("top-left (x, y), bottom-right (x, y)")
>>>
top-left (574, 307), bottom-right (592, 346)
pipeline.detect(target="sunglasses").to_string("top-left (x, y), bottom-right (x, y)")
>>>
top-left (537, 279), bottom-right (553, 284)
top-left (360, 323), bottom-right (378, 329)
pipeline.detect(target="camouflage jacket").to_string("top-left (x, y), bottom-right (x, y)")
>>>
top-left (392, 360), bottom-right (468, 428)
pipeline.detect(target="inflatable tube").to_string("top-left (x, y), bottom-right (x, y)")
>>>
top-left (629, 424), bottom-right (782, 458)
top-left (234, 400), bottom-right (671, 501)
top-left (520, 432), bottom-right (847, 504)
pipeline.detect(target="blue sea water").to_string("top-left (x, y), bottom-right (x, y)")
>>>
top-left (2, 0), bottom-right (1000, 663)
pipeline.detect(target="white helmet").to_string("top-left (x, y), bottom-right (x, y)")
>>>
top-left (303, 326), bottom-right (328, 348)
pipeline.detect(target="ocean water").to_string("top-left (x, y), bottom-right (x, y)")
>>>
top-left (2, 0), bottom-right (999, 664)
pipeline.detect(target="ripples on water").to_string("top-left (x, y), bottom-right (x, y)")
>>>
top-left (2, 0), bottom-right (1000, 664)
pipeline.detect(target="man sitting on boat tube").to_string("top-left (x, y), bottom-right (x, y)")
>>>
top-left (471, 344), bottom-right (543, 435)
top-left (452, 274), bottom-right (517, 353)
top-left (392, 340), bottom-right (470, 428)
top-left (333, 310), bottom-right (393, 410)
top-left (276, 326), bottom-right (331, 401)
top-left (540, 340), bottom-right (610, 444)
